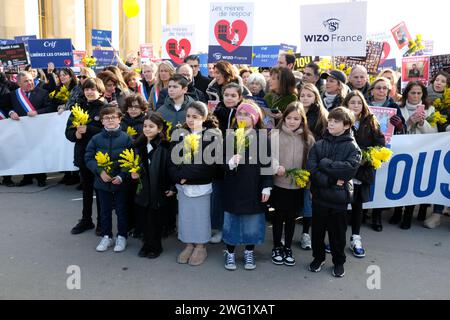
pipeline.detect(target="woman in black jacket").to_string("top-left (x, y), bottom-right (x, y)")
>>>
top-left (65, 78), bottom-right (107, 235)
top-left (343, 91), bottom-right (385, 258)
top-left (132, 112), bottom-right (175, 258)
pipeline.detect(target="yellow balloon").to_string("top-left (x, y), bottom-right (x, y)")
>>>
top-left (123, 0), bottom-right (140, 18)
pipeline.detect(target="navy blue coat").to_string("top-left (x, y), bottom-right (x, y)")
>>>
top-left (85, 128), bottom-right (133, 192)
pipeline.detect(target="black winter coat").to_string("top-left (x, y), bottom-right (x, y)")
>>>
top-left (85, 128), bottom-right (132, 192)
top-left (168, 127), bottom-right (222, 186)
top-left (213, 102), bottom-right (239, 136)
top-left (193, 71), bottom-right (212, 95)
top-left (121, 114), bottom-right (145, 140)
top-left (65, 99), bottom-right (106, 167)
top-left (353, 115), bottom-right (386, 203)
top-left (307, 129), bottom-right (361, 210)
top-left (306, 105), bottom-right (327, 141)
top-left (133, 137), bottom-right (174, 209)
top-left (222, 130), bottom-right (274, 215)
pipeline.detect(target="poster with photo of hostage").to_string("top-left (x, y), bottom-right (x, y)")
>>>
top-left (391, 21), bottom-right (412, 50)
top-left (333, 41), bottom-right (384, 75)
top-left (0, 43), bottom-right (29, 73)
top-left (401, 56), bottom-right (430, 91)
top-left (429, 54), bottom-right (450, 80)
top-left (208, 3), bottom-right (254, 64)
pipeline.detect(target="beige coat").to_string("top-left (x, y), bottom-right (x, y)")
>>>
top-left (271, 123), bottom-right (315, 190)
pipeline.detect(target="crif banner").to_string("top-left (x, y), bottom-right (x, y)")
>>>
top-left (300, 2), bottom-right (367, 56)
top-left (364, 132), bottom-right (450, 208)
top-left (0, 112), bottom-right (77, 176)
top-left (208, 3), bottom-right (254, 64)
top-left (28, 38), bottom-right (74, 68)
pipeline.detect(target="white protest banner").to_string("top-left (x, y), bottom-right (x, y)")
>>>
top-left (0, 112), bottom-right (77, 176)
top-left (208, 3), bottom-right (254, 64)
top-left (364, 132), bottom-right (450, 209)
top-left (162, 25), bottom-right (195, 65)
top-left (300, 2), bottom-right (367, 56)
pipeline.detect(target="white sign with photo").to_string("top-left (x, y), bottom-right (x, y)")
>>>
top-left (300, 2), bottom-right (367, 56)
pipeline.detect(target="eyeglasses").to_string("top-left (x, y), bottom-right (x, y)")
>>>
top-left (78, 75), bottom-right (88, 80)
top-left (102, 115), bottom-right (119, 121)
top-left (374, 86), bottom-right (389, 91)
top-left (189, 64), bottom-right (199, 68)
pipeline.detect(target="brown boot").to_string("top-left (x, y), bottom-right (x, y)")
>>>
top-left (188, 246), bottom-right (207, 266)
top-left (177, 245), bottom-right (194, 264)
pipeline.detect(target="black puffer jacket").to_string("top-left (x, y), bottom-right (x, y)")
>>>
top-left (206, 77), bottom-right (251, 102)
top-left (307, 129), bottom-right (361, 209)
top-left (213, 101), bottom-right (240, 136)
top-left (65, 99), bottom-right (106, 167)
top-left (133, 137), bottom-right (174, 209)
top-left (168, 126), bottom-right (222, 185)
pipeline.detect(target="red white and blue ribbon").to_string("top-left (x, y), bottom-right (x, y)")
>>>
top-left (152, 86), bottom-right (160, 110)
top-left (0, 110), bottom-right (6, 120)
top-left (138, 82), bottom-right (149, 102)
top-left (15, 89), bottom-right (36, 113)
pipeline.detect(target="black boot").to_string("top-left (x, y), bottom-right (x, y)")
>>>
top-left (400, 210), bottom-right (413, 230)
top-left (362, 209), bottom-right (369, 224)
top-left (417, 204), bottom-right (428, 221)
top-left (389, 208), bottom-right (402, 224)
top-left (371, 209), bottom-right (383, 232)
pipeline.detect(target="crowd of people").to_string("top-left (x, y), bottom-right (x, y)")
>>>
top-left (0, 51), bottom-right (449, 278)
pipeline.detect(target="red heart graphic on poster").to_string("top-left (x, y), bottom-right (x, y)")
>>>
top-left (64, 59), bottom-right (72, 66)
top-left (380, 42), bottom-right (391, 65)
top-left (214, 19), bottom-right (248, 53)
top-left (165, 38), bottom-right (191, 65)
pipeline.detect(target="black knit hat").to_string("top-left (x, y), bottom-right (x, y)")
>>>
top-left (320, 69), bottom-right (347, 84)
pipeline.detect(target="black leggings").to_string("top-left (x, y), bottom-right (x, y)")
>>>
top-left (227, 245), bottom-right (255, 253)
top-left (272, 210), bottom-right (297, 248)
top-left (351, 184), bottom-right (364, 235)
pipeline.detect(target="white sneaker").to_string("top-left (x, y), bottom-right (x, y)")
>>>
top-left (113, 236), bottom-right (127, 252)
top-left (224, 250), bottom-right (237, 271)
top-left (300, 233), bottom-right (312, 250)
top-left (350, 234), bottom-right (365, 258)
top-left (424, 213), bottom-right (441, 229)
top-left (210, 231), bottom-right (223, 244)
top-left (96, 236), bottom-right (113, 252)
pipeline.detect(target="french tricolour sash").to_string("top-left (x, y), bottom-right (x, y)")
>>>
top-left (0, 110), bottom-right (6, 120)
top-left (138, 82), bottom-right (149, 102)
top-left (152, 86), bottom-right (160, 109)
top-left (15, 89), bottom-right (36, 113)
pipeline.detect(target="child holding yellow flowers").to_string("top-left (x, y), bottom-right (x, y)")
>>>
top-left (270, 102), bottom-right (315, 266)
top-left (343, 91), bottom-right (386, 258)
top-left (65, 78), bottom-right (107, 235)
top-left (168, 101), bottom-right (221, 266)
top-left (85, 106), bottom-right (132, 253)
top-left (120, 94), bottom-right (148, 237)
top-left (132, 112), bottom-right (175, 259)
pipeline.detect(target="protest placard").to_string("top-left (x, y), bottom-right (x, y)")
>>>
top-left (208, 3), bottom-right (254, 64)
top-left (73, 50), bottom-right (87, 68)
top-left (369, 106), bottom-right (397, 145)
top-left (93, 50), bottom-right (115, 67)
top-left (0, 43), bottom-right (28, 71)
top-left (333, 41), bottom-right (384, 74)
top-left (300, 2), bottom-right (367, 56)
top-left (429, 54), bottom-right (450, 80)
top-left (140, 44), bottom-right (154, 64)
top-left (391, 22), bottom-right (412, 50)
top-left (162, 25), bottom-right (195, 65)
top-left (92, 29), bottom-right (112, 47)
top-left (401, 56), bottom-right (430, 84)
top-left (252, 45), bottom-right (280, 67)
top-left (28, 39), bottom-right (73, 68)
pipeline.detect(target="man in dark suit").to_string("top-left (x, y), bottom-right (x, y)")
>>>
top-left (184, 55), bottom-right (212, 96)
top-left (6, 71), bottom-right (55, 187)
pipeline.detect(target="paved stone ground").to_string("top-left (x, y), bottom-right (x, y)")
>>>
top-left (1, 174), bottom-right (449, 300)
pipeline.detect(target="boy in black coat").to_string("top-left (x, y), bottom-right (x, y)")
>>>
top-left (307, 107), bottom-right (361, 278)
